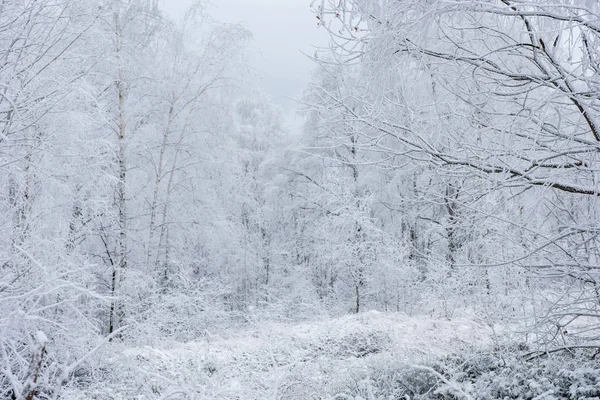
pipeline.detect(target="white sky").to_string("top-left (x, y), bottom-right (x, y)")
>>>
top-left (160, 0), bottom-right (329, 127)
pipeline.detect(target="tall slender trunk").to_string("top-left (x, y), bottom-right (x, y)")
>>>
top-left (445, 183), bottom-right (459, 268)
top-left (155, 123), bottom-right (186, 282)
top-left (109, 6), bottom-right (127, 334)
top-left (116, 10), bottom-right (127, 272)
top-left (146, 102), bottom-right (174, 269)
top-left (350, 130), bottom-right (364, 313)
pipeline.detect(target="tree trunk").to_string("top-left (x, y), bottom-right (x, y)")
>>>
top-left (355, 284), bottom-right (360, 313)
top-left (146, 101), bottom-right (174, 269)
top-left (109, 6), bottom-right (127, 334)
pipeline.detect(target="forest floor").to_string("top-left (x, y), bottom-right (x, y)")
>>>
top-left (71, 311), bottom-right (496, 399)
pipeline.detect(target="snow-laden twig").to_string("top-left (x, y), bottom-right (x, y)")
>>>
top-left (51, 326), bottom-right (128, 400)
top-left (409, 364), bottom-right (474, 400)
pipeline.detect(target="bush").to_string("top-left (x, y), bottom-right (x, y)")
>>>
top-left (313, 330), bottom-right (391, 359)
top-left (332, 347), bottom-right (600, 400)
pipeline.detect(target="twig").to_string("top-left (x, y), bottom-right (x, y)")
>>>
top-left (525, 345), bottom-right (600, 361)
top-left (409, 365), bottom-right (474, 400)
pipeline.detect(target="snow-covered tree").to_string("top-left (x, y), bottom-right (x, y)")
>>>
top-left (313, 0), bottom-right (600, 343)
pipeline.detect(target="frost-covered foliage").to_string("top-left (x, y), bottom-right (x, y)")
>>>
top-left (57, 311), bottom-right (600, 399)
top-left (2, 0), bottom-right (600, 398)
top-left (334, 350), bottom-right (600, 400)
top-left (309, 0), bottom-right (600, 343)
top-left (61, 312), bottom-right (493, 399)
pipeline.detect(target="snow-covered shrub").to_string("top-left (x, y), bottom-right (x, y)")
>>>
top-left (432, 348), bottom-right (600, 400)
top-left (372, 364), bottom-right (441, 399)
top-left (329, 345), bottom-right (600, 400)
top-left (465, 351), bottom-right (600, 399)
top-left (313, 330), bottom-right (391, 359)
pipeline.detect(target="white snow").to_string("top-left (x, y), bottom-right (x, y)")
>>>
top-left (74, 312), bottom-right (494, 399)
top-left (35, 330), bottom-right (48, 347)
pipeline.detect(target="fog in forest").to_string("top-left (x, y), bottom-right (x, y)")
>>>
top-left (2, 1), bottom-right (600, 398)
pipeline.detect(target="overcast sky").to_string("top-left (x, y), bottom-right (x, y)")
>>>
top-left (160, 0), bottom-right (329, 127)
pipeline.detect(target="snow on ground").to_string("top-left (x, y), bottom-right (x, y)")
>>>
top-left (69, 312), bottom-right (495, 399)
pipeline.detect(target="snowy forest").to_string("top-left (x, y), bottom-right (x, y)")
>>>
top-left (2, 0), bottom-right (600, 398)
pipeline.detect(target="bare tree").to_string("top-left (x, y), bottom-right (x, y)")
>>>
top-left (313, 0), bottom-right (600, 344)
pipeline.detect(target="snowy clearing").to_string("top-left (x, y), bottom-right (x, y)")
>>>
top-left (67, 312), bottom-right (494, 399)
